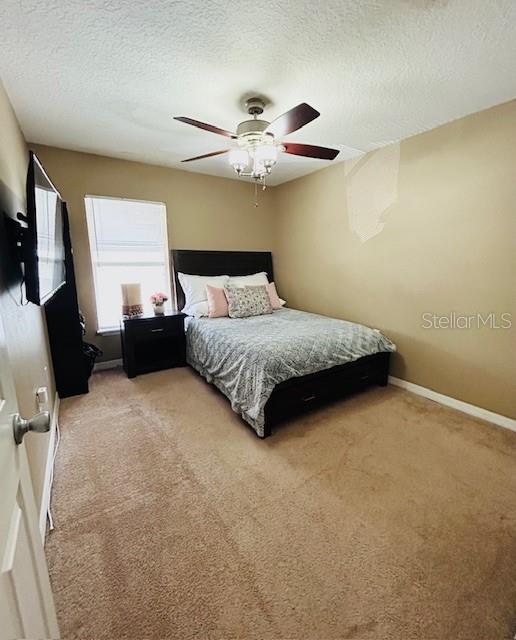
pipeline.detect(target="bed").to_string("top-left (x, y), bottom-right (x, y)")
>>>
top-left (172, 249), bottom-right (395, 438)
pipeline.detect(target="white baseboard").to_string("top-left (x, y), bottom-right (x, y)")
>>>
top-left (94, 358), bottom-right (123, 372)
top-left (388, 376), bottom-right (516, 433)
top-left (39, 393), bottom-right (60, 542)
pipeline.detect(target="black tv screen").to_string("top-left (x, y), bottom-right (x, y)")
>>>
top-left (25, 152), bottom-right (66, 305)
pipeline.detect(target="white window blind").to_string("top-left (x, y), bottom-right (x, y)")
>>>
top-left (85, 196), bottom-right (170, 332)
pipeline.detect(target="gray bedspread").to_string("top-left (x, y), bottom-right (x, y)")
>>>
top-left (186, 308), bottom-right (396, 436)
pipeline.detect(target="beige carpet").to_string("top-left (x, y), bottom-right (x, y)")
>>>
top-left (46, 367), bottom-right (516, 639)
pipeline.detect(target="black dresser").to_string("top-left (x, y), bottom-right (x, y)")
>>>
top-left (44, 205), bottom-right (98, 397)
top-left (120, 311), bottom-right (186, 378)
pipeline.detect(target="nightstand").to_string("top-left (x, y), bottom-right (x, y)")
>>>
top-left (120, 311), bottom-right (186, 378)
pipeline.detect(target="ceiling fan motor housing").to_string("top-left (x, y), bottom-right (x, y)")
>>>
top-left (236, 119), bottom-right (272, 146)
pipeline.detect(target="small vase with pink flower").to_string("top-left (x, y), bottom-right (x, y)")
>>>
top-left (150, 292), bottom-right (168, 315)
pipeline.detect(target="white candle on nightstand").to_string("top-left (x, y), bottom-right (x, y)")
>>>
top-left (121, 283), bottom-right (143, 317)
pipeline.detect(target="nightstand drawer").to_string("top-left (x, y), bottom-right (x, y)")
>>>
top-left (124, 316), bottom-right (184, 339)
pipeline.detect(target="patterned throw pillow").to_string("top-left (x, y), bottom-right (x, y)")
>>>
top-left (224, 284), bottom-right (273, 318)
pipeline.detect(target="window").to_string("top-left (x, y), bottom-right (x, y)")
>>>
top-left (85, 196), bottom-right (170, 333)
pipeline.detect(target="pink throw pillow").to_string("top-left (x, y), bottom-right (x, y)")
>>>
top-left (266, 282), bottom-right (286, 310)
top-left (206, 284), bottom-right (228, 318)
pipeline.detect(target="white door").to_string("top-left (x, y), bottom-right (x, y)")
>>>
top-left (0, 312), bottom-right (59, 640)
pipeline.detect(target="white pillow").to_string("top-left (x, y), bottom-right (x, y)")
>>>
top-left (184, 301), bottom-right (209, 318)
top-left (178, 273), bottom-right (229, 315)
top-left (228, 271), bottom-right (269, 288)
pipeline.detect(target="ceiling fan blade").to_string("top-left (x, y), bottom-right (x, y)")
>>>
top-left (283, 142), bottom-right (340, 160)
top-left (266, 103), bottom-right (320, 138)
top-left (180, 149), bottom-right (229, 162)
top-left (174, 116), bottom-right (236, 139)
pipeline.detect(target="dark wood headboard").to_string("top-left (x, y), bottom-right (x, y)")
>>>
top-left (171, 249), bottom-right (273, 311)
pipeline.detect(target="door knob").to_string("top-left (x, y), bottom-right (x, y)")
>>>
top-left (12, 411), bottom-right (50, 445)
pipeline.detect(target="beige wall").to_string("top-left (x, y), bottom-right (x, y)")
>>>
top-left (0, 80), bottom-right (56, 510)
top-left (30, 145), bottom-right (276, 360)
top-left (274, 101), bottom-right (516, 419)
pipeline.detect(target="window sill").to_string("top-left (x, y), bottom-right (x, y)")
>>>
top-left (96, 328), bottom-right (121, 337)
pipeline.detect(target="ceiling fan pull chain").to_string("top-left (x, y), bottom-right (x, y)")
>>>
top-left (254, 181), bottom-right (258, 208)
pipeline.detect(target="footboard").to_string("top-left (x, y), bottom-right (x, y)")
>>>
top-left (262, 352), bottom-right (390, 437)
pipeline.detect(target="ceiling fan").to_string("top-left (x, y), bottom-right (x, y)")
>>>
top-left (174, 98), bottom-right (340, 188)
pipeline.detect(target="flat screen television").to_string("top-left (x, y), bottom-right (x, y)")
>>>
top-left (24, 151), bottom-right (66, 305)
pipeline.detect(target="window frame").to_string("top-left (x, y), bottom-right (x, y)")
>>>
top-left (85, 194), bottom-right (171, 335)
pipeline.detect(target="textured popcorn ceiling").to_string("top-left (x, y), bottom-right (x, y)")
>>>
top-left (1, 0), bottom-right (515, 185)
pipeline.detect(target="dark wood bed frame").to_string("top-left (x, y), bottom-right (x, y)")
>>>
top-left (172, 249), bottom-right (390, 438)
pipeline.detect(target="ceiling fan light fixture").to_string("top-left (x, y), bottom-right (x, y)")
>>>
top-left (254, 143), bottom-right (278, 170)
top-left (228, 147), bottom-right (250, 174)
top-left (229, 141), bottom-right (278, 178)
